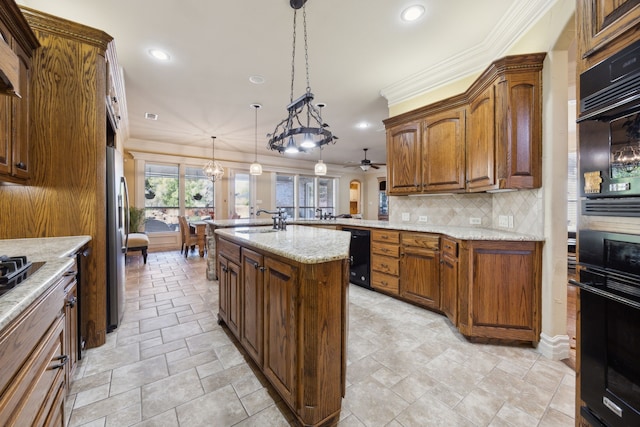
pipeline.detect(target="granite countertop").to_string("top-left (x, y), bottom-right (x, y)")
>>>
top-left (215, 225), bottom-right (351, 264)
top-left (209, 218), bottom-right (543, 241)
top-left (0, 236), bottom-right (91, 330)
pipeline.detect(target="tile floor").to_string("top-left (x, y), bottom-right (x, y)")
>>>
top-left (66, 250), bottom-right (575, 427)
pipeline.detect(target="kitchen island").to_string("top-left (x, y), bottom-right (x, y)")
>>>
top-left (215, 225), bottom-right (350, 427)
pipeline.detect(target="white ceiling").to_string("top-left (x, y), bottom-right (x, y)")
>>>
top-left (16, 0), bottom-right (558, 168)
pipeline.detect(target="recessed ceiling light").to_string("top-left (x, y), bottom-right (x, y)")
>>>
top-left (145, 112), bottom-right (158, 120)
top-left (401, 5), bottom-right (425, 22)
top-left (357, 122), bottom-right (370, 129)
top-left (249, 75), bottom-right (265, 84)
top-left (148, 49), bottom-right (170, 61)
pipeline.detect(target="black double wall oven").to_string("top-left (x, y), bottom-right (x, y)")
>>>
top-left (576, 39), bottom-right (640, 427)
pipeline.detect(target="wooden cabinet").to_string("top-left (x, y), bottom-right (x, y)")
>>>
top-left (241, 247), bottom-right (263, 366)
top-left (0, 0), bottom-right (38, 183)
top-left (577, 0), bottom-right (640, 60)
top-left (370, 229), bottom-right (400, 294)
top-left (386, 121), bottom-right (421, 194)
top-left (422, 107), bottom-right (466, 192)
top-left (466, 84), bottom-right (496, 191)
top-left (0, 271), bottom-right (75, 427)
top-left (457, 240), bottom-right (542, 343)
top-left (262, 256), bottom-right (297, 408)
top-left (64, 274), bottom-right (78, 390)
top-left (439, 237), bottom-right (459, 324)
top-left (215, 234), bottom-right (347, 426)
top-left (217, 238), bottom-right (241, 338)
top-left (384, 53), bottom-right (544, 194)
top-left (400, 232), bottom-right (441, 310)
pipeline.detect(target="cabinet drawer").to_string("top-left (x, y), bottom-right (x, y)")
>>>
top-left (401, 232), bottom-right (439, 250)
top-left (372, 229), bottom-right (400, 244)
top-left (441, 237), bottom-right (458, 257)
top-left (371, 241), bottom-right (400, 258)
top-left (371, 255), bottom-right (399, 276)
top-left (371, 271), bottom-right (399, 294)
top-left (217, 238), bottom-right (241, 264)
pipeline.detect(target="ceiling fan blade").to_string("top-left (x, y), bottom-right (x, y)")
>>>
top-left (371, 165), bottom-right (380, 169)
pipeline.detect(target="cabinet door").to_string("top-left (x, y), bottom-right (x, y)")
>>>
top-left (386, 122), bottom-right (422, 194)
top-left (241, 248), bottom-right (263, 366)
top-left (495, 72), bottom-right (541, 189)
top-left (469, 241), bottom-right (541, 342)
top-left (578, 0), bottom-right (640, 57)
top-left (422, 107), bottom-right (466, 192)
top-left (217, 255), bottom-right (229, 324)
top-left (0, 83), bottom-right (11, 176)
top-left (64, 279), bottom-right (78, 388)
top-left (467, 85), bottom-right (496, 191)
top-left (440, 252), bottom-right (458, 324)
top-left (218, 254), bottom-right (241, 338)
top-left (10, 42), bottom-right (32, 181)
top-left (263, 256), bottom-right (297, 408)
top-left (400, 247), bottom-right (440, 310)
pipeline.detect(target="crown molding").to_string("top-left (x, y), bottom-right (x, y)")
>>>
top-left (380, 0), bottom-right (558, 106)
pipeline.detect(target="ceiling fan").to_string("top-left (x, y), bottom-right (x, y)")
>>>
top-left (344, 148), bottom-right (386, 171)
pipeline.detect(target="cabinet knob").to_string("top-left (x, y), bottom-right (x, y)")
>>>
top-left (67, 296), bottom-right (77, 308)
top-left (259, 266), bottom-right (266, 272)
top-left (15, 162), bottom-right (26, 170)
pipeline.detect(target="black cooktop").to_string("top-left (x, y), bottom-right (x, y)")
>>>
top-left (0, 255), bottom-right (46, 297)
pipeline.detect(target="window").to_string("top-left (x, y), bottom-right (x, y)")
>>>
top-left (144, 163), bottom-right (180, 232)
top-left (185, 166), bottom-right (213, 218)
top-left (275, 173), bottom-right (337, 219)
top-left (233, 173), bottom-right (250, 218)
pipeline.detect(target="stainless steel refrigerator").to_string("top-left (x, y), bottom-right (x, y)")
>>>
top-left (106, 146), bottom-right (129, 332)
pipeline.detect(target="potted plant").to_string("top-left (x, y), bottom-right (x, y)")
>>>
top-left (129, 206), bottom-right (146, 233)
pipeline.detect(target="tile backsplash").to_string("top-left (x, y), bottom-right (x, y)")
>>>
top-left (389, 189), bottom-right (543, 236)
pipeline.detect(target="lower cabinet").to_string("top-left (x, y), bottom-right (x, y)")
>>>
top-left (0, 270), bottom-right (75, 427)
top-left (439, 237), bottom-right (459, 324)
top-left (370, 229), bottom-right (400, 295)
top-left (216, 236), bottom-right (348, 427)
top-left (400, 232), bottom-right (440, 310)
top-left (457, 240), bottom-right (542, 343)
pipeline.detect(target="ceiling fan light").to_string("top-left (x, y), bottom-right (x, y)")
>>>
top-left (360, 164), bottom-right (370, 172)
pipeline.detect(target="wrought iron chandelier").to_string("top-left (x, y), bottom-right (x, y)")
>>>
top-left (203, 136), bottom-right (224, 182)
top-left (267, 0), bottom-right (337, 154)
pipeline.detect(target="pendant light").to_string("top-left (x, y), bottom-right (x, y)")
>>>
top-left (314, 147), bottom-right (327, 176)
top-left (203, 136), bottom-right (224, 182)
top-left (249, 104), bottom-right (263, 175)
top-left (267, 1), bottom-right (337, 154)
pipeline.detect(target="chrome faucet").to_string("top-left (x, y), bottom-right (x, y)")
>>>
top-left (315, 208), bottom-right (323, 219)
top-left (257, 208), bottom-right (287, 230)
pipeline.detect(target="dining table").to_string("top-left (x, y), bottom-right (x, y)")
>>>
top-left (188, 220), bottom-right (208, 257)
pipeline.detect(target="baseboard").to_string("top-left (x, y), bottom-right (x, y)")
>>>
top-left (537, 332), bottom-right (570, 360)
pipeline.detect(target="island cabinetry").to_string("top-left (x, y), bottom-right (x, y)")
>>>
top-left (0, 271), bottom-right (74, 427)
top-left (217, 238), bottom-right (241, 338)
top-left (63, 269), bottom-right (79, 389)
top-left (399, 232), bottom-right (441, 311)
top-left (241, 247), bottom-right (264, 366)
top-left (457, 240), bottom-right (542, 343)
top-left (0, 0), bottom-right (38, 184)
top-left (386, 121), bottom-right (421, 194)
top-left (422, 107), bottom-right (466, 192)
top-left (370, 229), bottom-right (400, 294)
top-left (215, 232), bottom-right (348, 427)
top-left (439, 237), bottom-right (459, 325)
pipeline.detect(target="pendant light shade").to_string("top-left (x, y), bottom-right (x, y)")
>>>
top-left (315, 148), bottom-right (327, 175)
top-left (203, 136), bottom-right (224, 182)
top-left (249, 104), bottom-right (263, 176)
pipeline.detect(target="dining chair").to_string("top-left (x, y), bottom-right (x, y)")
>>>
top-left (178, 216), bottom-right (199, 257)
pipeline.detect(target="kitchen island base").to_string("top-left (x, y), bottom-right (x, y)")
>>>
top-left (215, 227), bottom-right (350, 427)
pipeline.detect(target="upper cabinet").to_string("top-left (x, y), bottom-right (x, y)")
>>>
top-left (577, 0), bottom-right (640, 62)
top-left (0, 0), bottom-right (39, 184)
top-left (384, 53), bottom-right (545, 196)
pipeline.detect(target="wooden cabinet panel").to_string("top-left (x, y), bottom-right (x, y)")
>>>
top-left (422, 107), bottom-right (466, 192)
top-left (371, 229), bottom-right (400, 244)
top-left (440, 252), bottom-right (458, 325)
top-left (217, 252), bottom-right (241, 339)
top-left (400, 244), bottom-right (440, 310)
top-left (371, 254), bottom-right (399, 276)
top-left (217, 255), bottom-right (229, 325)
top-left (578, 0), bottom-right (640, 59)
top-left (371, 271), bottom-right (399, 294)
top-left (64, 277), bottom-right (78, 390)
top-left (467, 84), bottom-right (496, 191)
top-left (371, 241), bottom-right (400, 257)
top-left (463, 240), bottom-right (542, 342)
top-left (386, 122), bottom-right (422, 194)
top-left (241, 248), bottom-right (263, 366)
top-left (263, 256), bottom-right (297, 408)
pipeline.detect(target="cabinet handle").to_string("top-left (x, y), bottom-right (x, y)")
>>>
top-left (221, 266), bottom-right (228, 273)
top-left (381, 281), bottom-right (388, 286)
top-left (380, 263), bottom-right (388, 269)
top-left (251, 261), bottom-right (259, 269)
top-left (15, 162), bottom-right (26, 170)
top-left (381, 235), bottom-right (388, 239)
top-left (259, 266), bottom-right (266, 272)
top-left (67, 296), bottom-right (77, 308)
top-left (51, 354), bottom-right (69, 370)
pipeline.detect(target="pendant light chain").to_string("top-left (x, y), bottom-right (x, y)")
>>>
top-left (254, 106), bottom-right (258, 162)
top-left (289, 9), bottom-right (297, 104)
top-left (303, 7), bottom-right (311, 94)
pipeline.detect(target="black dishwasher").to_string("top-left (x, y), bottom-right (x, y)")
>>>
top-left (343, 228), bottom-right (371, 289)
